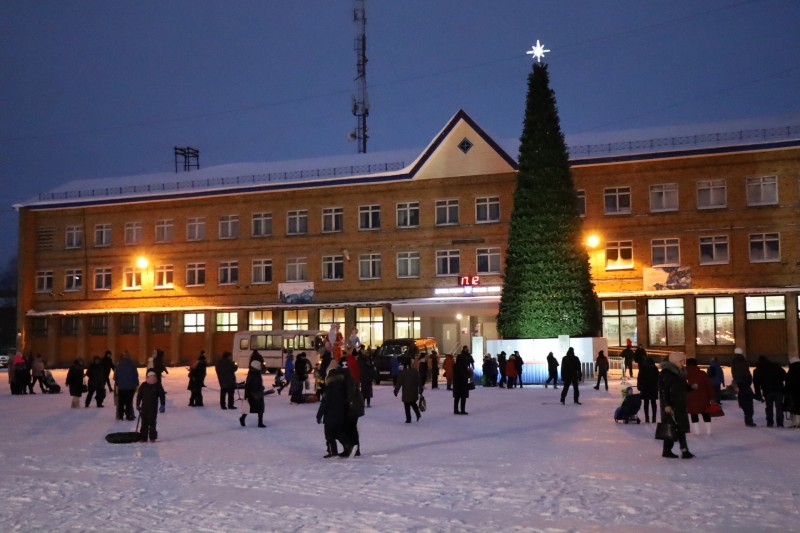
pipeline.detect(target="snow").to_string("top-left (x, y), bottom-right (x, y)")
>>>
top-left (1, 366), bottom-right (798, 533)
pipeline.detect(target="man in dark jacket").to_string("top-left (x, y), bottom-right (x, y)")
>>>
top-left (84, 356), bottom-right (106, 408)
top-left (215, 351), bottom-right (238, 410)
top-left (136, 370), bottom-right (166, 442)
top-left (513, 351), bottom-right (524, 388)
top-left (637, 356), bottom-right (660, 424)
top-left (545, 352), bottom-right (559, 389)
top-left (731, 347), bottom-right (756, 427)
top-left (113, 352), bottom-right (139, 421)
top-left (753, 355), bottom-right (786, 428)
top-left (497, 351), bottom-right (507, 388)
top-left (560, 348), bottom-right (582, 405)
top-left (593, 350), bottom-right (609, 391)
top-left (317, 361), bottom-right (355, 457)
top-left (187, 352), bottom-right (207, 407)
top-left (620, 339), bottom-right (635, 379)
top-left (102, 350), bottom-right (115, 393)
top-left (452, 349), bottom-right (471, 414)
top-left (394, 357), bottom-right (422, 423)
top-left (659, 352), bottom-right (694, 459)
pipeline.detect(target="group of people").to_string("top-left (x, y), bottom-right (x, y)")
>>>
top-left (7, 352), bottom-right (48, 395)
top-left (479, 350), bottom-right (525, 389)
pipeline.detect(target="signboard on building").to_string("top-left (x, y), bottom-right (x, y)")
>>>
top-left (643, 266), bottom-right (692, 291)
top-left (279, 282), bottom-right (314, 304)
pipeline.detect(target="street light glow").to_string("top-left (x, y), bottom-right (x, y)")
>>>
top-left (136, 256), bottom-right (149, 269)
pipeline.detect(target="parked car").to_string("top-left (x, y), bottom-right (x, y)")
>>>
top-left (0, 348), bottom-right (11, 369)
top-left (373, 338), bottom-right (438, 384)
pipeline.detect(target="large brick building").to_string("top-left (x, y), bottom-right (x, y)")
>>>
top-left (14, 110), bottom-right (800, 366)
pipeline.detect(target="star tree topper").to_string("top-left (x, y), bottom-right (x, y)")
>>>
top-left (526, 40), bottom-right (550, 63)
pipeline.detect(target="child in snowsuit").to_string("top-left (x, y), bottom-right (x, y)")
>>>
top-left (136, 370), bottom-right (166, 442)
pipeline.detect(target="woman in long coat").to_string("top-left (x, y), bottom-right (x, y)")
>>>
top-left (686, 358), bottom-right (715, 435)
top-left (357, 349), bottom-right (374, 408)
top-left (65, 358), bottom-right (85, 408)
top-left (452, 349), bottom-right (470, 415)
top-left (637, 356), bottom-right (660, 424)
top-left (659, 352), bottom-right (694, 459)
top-left (394, 357), bottom-right (421, 423)
top-left (240, 360), bottom-right (265, 428)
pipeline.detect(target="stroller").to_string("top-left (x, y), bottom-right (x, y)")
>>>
top-left (614, 386), bottom-right (641, 424)
top-left (42, 370), bottom-right (61, 393)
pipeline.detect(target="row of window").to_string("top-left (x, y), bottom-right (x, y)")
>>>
top-left (34, 247), bottom-right (503, 292)
top-left (604, 232), bottom-right (781, 270)
top-left (59, 197), bottom-right (501, 249)
top-left (577, 176), bottom-right (784, 216)
top-left (602, 294), bottom-right (797, 347)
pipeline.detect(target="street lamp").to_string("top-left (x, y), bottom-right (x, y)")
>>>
top-left (136, 256), bottom-right (149, 269)
top-left (585, 234), bottom-right (600, 249)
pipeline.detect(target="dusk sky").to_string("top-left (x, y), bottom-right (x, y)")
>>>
top-left (2, 1), bottom-right (799, 262)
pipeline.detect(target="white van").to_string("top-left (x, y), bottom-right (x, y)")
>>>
top-left (232, 330), bottom-right (326, 372)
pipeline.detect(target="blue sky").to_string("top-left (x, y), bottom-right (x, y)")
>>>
top-left (2, 0), bottom-right (799, 261)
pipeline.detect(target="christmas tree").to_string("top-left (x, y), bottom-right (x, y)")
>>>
top-left (497, 61), bottom-right (599, 339)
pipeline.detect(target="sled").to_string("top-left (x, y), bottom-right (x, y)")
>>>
top-left (105, 416), bottom-right (141, 444)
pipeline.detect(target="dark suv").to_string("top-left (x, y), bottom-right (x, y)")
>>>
top-left (374, 338), bottom-right (438, 384)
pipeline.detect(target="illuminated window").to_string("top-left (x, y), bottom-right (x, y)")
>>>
top-left (187, 217), bottom-right (206, 241)
top-left (35, 271), bottom-right (53, 293)
top-left (604, 187), bottom-right (631, 215)
top-left (218, 261), bottom-right (239, 285)
top-left (60, 316), bottom-right (79, 336)
top-left (356, 307), bottom-right (383, 348)
top-left (252, 212), bottom-right (272, 237)
top-left (151, 313), bottom-right (171, 334)
top-left (605, 240), bottom-right (633, 270)
top-left (283, 309), bottom-right (309, 330)
top-left (322, 207), bottom-right (344, 233)
top-left (359, 204), bottom-right (380, 230)
top-left (749, 233), bottom-right (780, 263)
top-left (697, 179), bottom-right (726, 209)
top-left (65, 225), bottom-right (84, 249)
top-left (322, 255), bottom-right (344, 280)
top-left (745, 295), bottom-right (785, 320)
top-left (602, 299), bottom-right (637, 347)
top-left (183, 313), bottom-right (205, 333)
top-left (319, 308), bottom-right (346, 335)
top-left (287, 257), bottom-right (307, 282)
top-left (120, 314), bottom-right (139, 334)
top-left (124, 222), bottom-right (142, 245)
top-left (94, 224), bottom-right (112, 247)
top-left (90, 315), bottom-right (108, 336)
top-left (397, 252), bottom-right (420, 278)
top-left (650, 183), bottom-right (678, 212)
top-left (287, 210), bottom-right (308, 235)
top-left (65, 269), bottom-right (83, 291)
top-left (186, 263), bottom-right (205, 287)
top-left (155, 219), bottom-right (174, 243)
top-left (94, 267), bottom-right (112, 291)
top-left (248, 310), bottom-right (273, 331)
top-left (576, 190), bottom-right (586, 217)
top-left (396, 202), bottom-right (420, 228)
top-left (359, 253), bottom-right (381, 280)
top-left (252, 259), bottom-right (272, 284)
top-left (651, 238), bottom-right (680, 267)
top-left (435, 199), bottom-right (459, 226)
top-left (477, 247), bottom-right (501, 274)
top-left (155, 265), bottom-right (174, 288)
top-left (219, 215), bottom-right (239, 240)
top-left (394, 316), bottom-right (420, 339)
top-left (699, 235), bottom-right (729, 265)
top-left (695, 296), bottom-right (734, 345)
top-left (123, 267), bottom-right (142, 290)
top-left (746, 176), bottom-right (778, 206)
top-left (647, 298), bottom-right (685, 346)
top-left (476, 196), bottom-right (500, 223)
top-left (216, 312), bottom-right (238, 332)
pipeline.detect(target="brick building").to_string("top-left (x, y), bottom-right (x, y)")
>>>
top-left (13, 110), bottom-right (800, 366)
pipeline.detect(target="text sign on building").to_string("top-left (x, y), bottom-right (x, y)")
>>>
top-left (459, 275), bottom-right (480, 286)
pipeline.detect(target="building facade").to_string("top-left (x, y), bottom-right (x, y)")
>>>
top-left (14, 111), bottom-right (800, 366)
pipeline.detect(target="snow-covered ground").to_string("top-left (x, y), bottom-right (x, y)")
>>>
top-left (1, 367), bottom-right (798, 533)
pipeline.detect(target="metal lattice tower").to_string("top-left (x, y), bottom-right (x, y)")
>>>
top-left (352, 0), bottom-right (368, 153)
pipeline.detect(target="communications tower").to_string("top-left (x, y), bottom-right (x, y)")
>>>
top-left (351, 0), bottom-right (368, 153)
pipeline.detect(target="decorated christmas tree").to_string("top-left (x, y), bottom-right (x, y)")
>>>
top-left (497, 59), bottom-right (600, 339)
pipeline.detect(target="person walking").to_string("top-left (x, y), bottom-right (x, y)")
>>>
top-left (659, 352), bottom-right (694, 459)
top-left (452, 349), bottom-right (471, 415)
top-left (389, 352), bottom-right (400, 388)
top-left (215, 351), bottom-right (237, 410)
top-left (753, 355), bottom-right (786, 428)
top-left (151, 349), bottom-right (169, 384)
top-left (84, 356), bottom-right (106, 408)
top-left (417, 352), bottom-right (429, 391)
top-left (136, 370), bottom-right (166, 442)
top-left (113, 352), bottom-right (139, 421)
top-left (621, 339), bottom-right (635, 380)
top-left (317, 359), bottom-right (356, 457)
top-left (593, 350), bottom-right (609, 391)
top-left (240, 360), bottom-right (266, 428)
top-left (394, 357), bottom-right (422, 423)
top-left (686, 358), bottom-right (715, 436)
top-left (187, 352), bottom-right (207, 407)
top-left (637, 356), bottom-right (660, 424)
top-left (358, 348), bottom-right (374, 408)
top-left (497, 351), bottom-right (507, 388)
top-left (513, 351), bottom-right (524, 388)
top-left (430, 350), bottom-right (440, 389)
top-left (544, 352), bottom-right (559, 389)
top-left (560, 347), bottom-right (582, 405)
top-left (442, 353), bottom-right (454, 391)
top-left (731, 347), bottom-right (756, 427)
top-left (101, 350), bottom-right (115, 394)
top-left (65, 358), bottom-right (85, 409)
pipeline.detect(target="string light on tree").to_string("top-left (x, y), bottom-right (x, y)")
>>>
top-left (526, 40), bottom-right (550, 63)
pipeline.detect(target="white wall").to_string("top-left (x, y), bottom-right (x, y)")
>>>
top-left (486, 337), bottom-right (608, 364)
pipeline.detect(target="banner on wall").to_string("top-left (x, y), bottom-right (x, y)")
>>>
top-left (278, 282), bottom-right (314, 304)
top-left (643, 266), bottom-right (692, 290)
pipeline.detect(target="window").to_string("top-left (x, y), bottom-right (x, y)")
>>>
top-left (151, 313), bottom-right (171, 334)
top-left (394, 316), bottom-right (421, 339)
top-left (65, 225), bottom-right (84, 249)
top-left (397, 252), bottom-right (420, 278)
top-left (745, 295), bottom-right (785, 320)
top-left (94, 224), bottom-right (112, 247)
top-left (602, 300), bottom-right (637, 347)
top-left (699, 235), bottom-right (729, 265)
top-left (252, 212), bottom-right (272, 237)
top-left (477, 247), bottom-right (501, 274)
top-left (651, 238), bottom-right (680, 267)
top-left (216, 312), bottom-right (238, 332)
top-left (219, 215), bottom-right (239, 240)
top-left (155, 265), bottom-right (174, 288)
top-left (749, 233), bottom-right (780, 263)
top-left (647, 298), bottom-right (685, 346)
top-left (576, 190), bottom-right (586, 217)
top-left (435, 199), bottom-right (459, 225)
top-left (186, 263), bottom-right (206, 287)
top-left (187, 217), bottom-right (206, 241)
top-left (155, 219), bottom-right (174, 243)
top-left (32, 317), bottom-right (48, 337)
top-left (35, 271), bottom-right (53, 293)
top-left (65, 269), bottom-right (82, 291)
top-left (396, 202), bottom-right (420, 228)
top-left (120, 315), bottom-right (139, 335)
top-left (89, 315), bottom-right (108, 336)
top-left (283, 309), bottom-right (309, 330)
top-left (436, 250), bottom-right (460, 276)
top-left (252, 259), bottom-right (273, 284)
top-left (359, 204), bottom-right (380, 230)
top-left (123, 267), bottom-right (142, 290)
top-left (476, 196), bottom-right (500, 223)
top-left (218, 261), bottom-right (239, 285)
top-left (650, 183), bottom-right (678, 212)
top-left (322, 255), bottom-right (344, 280)
top-left (746, 176), bottom-right (778, 206)
top-left (604, 187), bottom-right (631, 215)
top-left (183, 312), bottom-right (205, 333)
top-left (606, 241), bottom-right (633, 270)
top-left (94, 267), bottom-right (112, 291)
top-left (60, 316), bottom-right (79, 336)
top-left (124, 222), bottom-right (142, 245)
top-left (356, 307), bottom-right (383, 348)
top-left (322, 207), bottom-right (344, 233)
top-left (697, 179), bottom-right (726, 209)
top-left (319, 308), bottom-right (346, 335)
top-left (286, 257), bottom-right (308, 282)
top-left (359, 253), bottom-right (381, 280)
top-left (287, 210), bottom-right (308, 235)
top-left (696, 296), bottom-right (734, 345)
top-left (248, 310), bottom-right (273, 331)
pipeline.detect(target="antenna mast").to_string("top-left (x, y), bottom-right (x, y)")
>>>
top-left (352, 0), bottom-right (368, 153)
